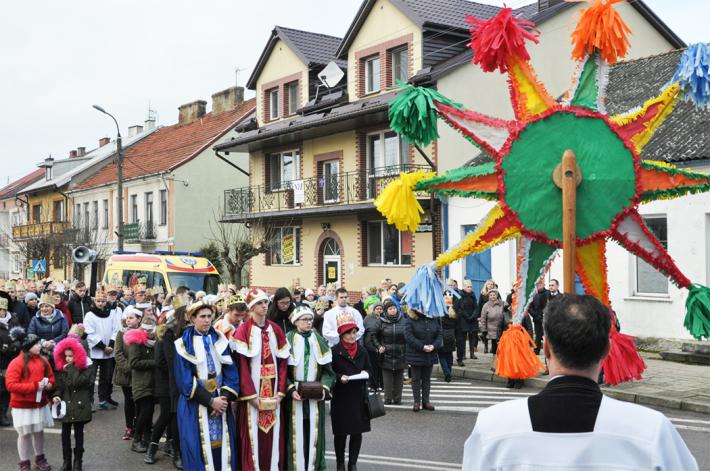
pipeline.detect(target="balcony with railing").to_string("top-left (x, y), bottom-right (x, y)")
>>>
top-left (125, 221), bottom-right (157, 242)
top-left (223, 164), bottom-right (431, 220)
top-left (12, 221), bottom-right (70, 240)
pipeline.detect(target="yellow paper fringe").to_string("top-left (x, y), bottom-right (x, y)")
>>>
top-left (610, 83), bottom-right (681, 153)
top-left (374, 170), bottom-right (437, 232)
top-left (435, 205), bottom-right (520, 268)
top-left (509, 57), bottom-right (555, 120)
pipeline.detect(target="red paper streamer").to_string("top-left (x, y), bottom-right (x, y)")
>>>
top-left (467, 7), bottom-right (540, 73)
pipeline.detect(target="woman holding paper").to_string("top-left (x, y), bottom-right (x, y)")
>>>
top-left (4, 328), bottom-right (56, 471)
top-left (330, 313), bottom-right (372, 471)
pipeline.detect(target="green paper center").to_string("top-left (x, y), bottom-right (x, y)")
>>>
top-left (502, 111), bottom-right (636, 242)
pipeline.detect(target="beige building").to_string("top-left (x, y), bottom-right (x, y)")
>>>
top-left (216, 0), bottom-right (684, 297)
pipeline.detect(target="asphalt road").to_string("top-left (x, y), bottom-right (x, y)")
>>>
top-left (1, 376), bottom-right (708, 470)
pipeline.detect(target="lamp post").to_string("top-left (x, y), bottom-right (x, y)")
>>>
top-left (92, 104), bottom-right (124, 251)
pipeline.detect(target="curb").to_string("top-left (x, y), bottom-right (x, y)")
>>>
top-left (433, 365), bottom-right (710, 414)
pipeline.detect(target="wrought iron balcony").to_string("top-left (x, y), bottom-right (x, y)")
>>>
top-left (224, 164), bottom-right (431, 218)
top-left (124, 221), bottom-right (156, 242)
top-left (12, 221), bottom-right (70, 240)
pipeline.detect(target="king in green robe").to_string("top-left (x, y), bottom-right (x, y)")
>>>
top-left (285, 306), bottom-right (336, 471)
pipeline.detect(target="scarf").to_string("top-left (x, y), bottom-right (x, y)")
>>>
top-left (41, 311), bottom-right (57, 324)
top-left (342, 338), bottom-right (358, 358)
top-left (0, 311), bottom-right (11, 328)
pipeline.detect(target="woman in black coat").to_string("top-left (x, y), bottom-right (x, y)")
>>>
top-left (330, 321), bottom-right (371, 471)
top-left (403, 308), bottom-right (442, 412)
top-left (267, 287), bottom-right (295, 334)
top-left (438, 310), bottom-right (457, 383)
top-left (369, 301), bottom-right (406, 404)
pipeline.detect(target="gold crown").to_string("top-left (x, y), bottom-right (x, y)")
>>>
top-left (0, 298), bottom-right (8, 310)
top-left (336, 310), bottom-right (355, 328)
top-left (39, 292), bottom-right (54, 307)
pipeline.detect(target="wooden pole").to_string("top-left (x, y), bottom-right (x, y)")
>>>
top-left (561, 150), bottom-right (578, 294)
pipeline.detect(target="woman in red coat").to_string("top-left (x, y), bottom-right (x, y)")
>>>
top-left (5, 328), bottom-right (56, 471)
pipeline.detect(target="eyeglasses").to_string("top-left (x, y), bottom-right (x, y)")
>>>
top-left (298, 318), bottom-right (314, 323)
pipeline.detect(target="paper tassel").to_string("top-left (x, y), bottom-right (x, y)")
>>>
top-left (600, 324), bottom-right (646, 385)
top-left (496, 324), bottom-right (545, 379)
top-left (388, 82), bottom-right (461, 147)
top-left (467, 7), bottom-right (539, 73)
top-left (401, 264), bottom-right (446, 318)
top-left (672, 43), bottom-right (710, 109)
top-left (374, 170), bottom-right (437, 232)
top-left (684, 283), bottom-right (710, 340)
top-left (571, 0), bottom-right (631, 65)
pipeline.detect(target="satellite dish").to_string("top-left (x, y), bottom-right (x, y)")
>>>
top-left (318, 61), bottom-right (344, 89)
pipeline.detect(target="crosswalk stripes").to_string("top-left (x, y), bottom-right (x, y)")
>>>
top-left (384, 377), bottom-right (534, 413)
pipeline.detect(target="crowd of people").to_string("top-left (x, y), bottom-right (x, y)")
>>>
top-left (1, 275), bottom-right (526, 471)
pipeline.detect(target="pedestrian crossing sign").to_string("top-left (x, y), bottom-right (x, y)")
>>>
top-left (31, 259), bottom-right (47, 273)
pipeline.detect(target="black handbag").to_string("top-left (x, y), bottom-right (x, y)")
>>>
top-left (366, 390), bottom-right (386, 419)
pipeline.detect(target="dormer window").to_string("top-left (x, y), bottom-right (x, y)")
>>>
top-left (287, 82), bottom-right (299, 115)
top-left (391, 46), bottom-right (409, 83)
top-left (269, 88), bottom-right (280, 120)
top-left (364, 55), bottom-right (381, 94)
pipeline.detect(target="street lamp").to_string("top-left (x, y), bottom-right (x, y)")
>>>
top-left (92, 104), bottom-right (124, 251)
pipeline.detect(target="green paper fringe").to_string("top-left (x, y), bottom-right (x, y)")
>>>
top-left (640, 161), bottom-right (710, 202)
top-left (416, 162), bottom-right (496, 188)
top-left (685, 284), bottom-right (710, 340)
top-left (389, 81), bottom-right (462, 147)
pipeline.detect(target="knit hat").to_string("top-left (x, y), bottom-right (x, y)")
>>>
top-left (123, 306), bottom-right (144, 320)
top-left (24, 292), bottom-right (39, 303)
top-left (38, 292), bottom-right (54, 307)
top-left (11, 326), bottom-right (42, 352)
top-left (245, 288), bottom-right (269, 309)
top-left (336, 311), bottom-right (357, 336)
top-left (304, 288), bottom-right (314, 298)
top-left (290, 305), bottom-right (314, 323)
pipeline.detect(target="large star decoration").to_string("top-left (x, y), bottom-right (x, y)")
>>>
top-left (377, 1), bottom-right (710, 382)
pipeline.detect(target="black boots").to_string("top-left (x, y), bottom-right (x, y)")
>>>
top-left (336, 462), bottom-right (346, 471)
top-left (348, 463), bottom-right (358, 471)
top-left (59, 448), bottom-right (72, 471)
top-left (131, 438), bottom-right (148, 453)
top-left (0, 407), bottom-right (10, 426)
top-left (144, 442), bottom-right (159, 464)
top-left (73, 448), bottom-right (83, 471)
top-left (172, 454), bottom-right (183, 470)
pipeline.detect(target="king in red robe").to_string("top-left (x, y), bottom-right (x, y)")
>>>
top-left (233, 289), bottom-right (290, 470)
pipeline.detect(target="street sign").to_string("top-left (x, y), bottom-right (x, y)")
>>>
top-left (31, 259), bottom-right (47, 273)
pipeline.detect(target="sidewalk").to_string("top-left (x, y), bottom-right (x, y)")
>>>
top-left (434, 351), bottom-right (710, 414)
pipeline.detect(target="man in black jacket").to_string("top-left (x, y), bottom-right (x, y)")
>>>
top-left (68, 281), bottom-right (92, 325)
top-left (528, 281), bottom-right (549, 354)
top-left (454, 280), bottom-right (478, 366)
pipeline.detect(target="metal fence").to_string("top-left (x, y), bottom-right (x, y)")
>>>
top-left (224, 164), bottom-right (430, 217)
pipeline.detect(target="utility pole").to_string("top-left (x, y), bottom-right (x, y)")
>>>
top-left (92, 105), bottom-right (124, 251)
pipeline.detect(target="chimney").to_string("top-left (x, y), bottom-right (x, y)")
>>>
top-left (69, 150), bottom-right (78, 158)
top-left (211, 86), bottom-right (245, 115)
top-left (77, 146), bottom-right (86, 157)
top-left (99, 137), bottom-right (111, 147)
top-left (128, 125), bottom-right (144, 137)
top-left (144, 117), bottom-right (156, 131)
top-left (178, 100), bottom-right (207, 125)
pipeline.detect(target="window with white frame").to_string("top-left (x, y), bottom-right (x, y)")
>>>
top-left (364, 55), bottom-right (380, 94)
top-left (391, 47), bottom-right (409, 83)
top-left (102, 199), bottom-right (109, 229)
top-left (83, 202), bottom-right (89, 228)
top-left (145, 192), bottom-right (154, 226)
top-left (159, 190), bottom-right (167, 226)
top-left (269, 88), bottom-right (280, 120)
top-left (12, 253), bottom-right (21, 273)
top-left (367, 130), bottom-right (407, 176)
top-left (130, 195), bottom-right (138, 223)
top-left (270, 227), bottom-right (301, 265)
top-left (92, 200), bottom-right (98, 230)
top-left (635, 216), bottom-right (668, 295)
top-left (74, 204), bottom-right (81, 227)
top-left (268, 150), bottom-right (300, 191)
top-left (287, 82), bottom-right (298, 115)
top-left (366, 220), bottom-right (411, 265)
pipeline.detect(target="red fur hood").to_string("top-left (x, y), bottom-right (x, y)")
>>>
top-left (53, 337), bottom-right (89, 370)
top-left (123, 328), bottom-right (150, 346)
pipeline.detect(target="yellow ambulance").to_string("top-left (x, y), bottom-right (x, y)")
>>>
top-left (102, 251), bottom-right (221, 294)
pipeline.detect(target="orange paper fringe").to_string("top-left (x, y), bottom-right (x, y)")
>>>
top-left (496, 324), bottom-right (545, 379)
top-left (571, 0), bottom-right (631, 64)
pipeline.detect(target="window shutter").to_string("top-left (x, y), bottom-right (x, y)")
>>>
top-left (264, 154), bottom-right (272, 194)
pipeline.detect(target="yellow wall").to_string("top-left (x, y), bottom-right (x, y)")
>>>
top-left (248, 215), bottom-right (432, 293)
top-left (255, 39), bottom-right (309, 125)
top-left (23, 189), bottom-right (69, 280)
top-left (346, 0), bottom-right (423, 100)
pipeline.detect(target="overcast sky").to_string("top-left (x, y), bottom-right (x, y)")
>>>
top-left (0, 0), bottom-right (706, 185)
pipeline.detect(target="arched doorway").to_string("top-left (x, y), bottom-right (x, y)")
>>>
top-left (321, 238), bottom-right (341, 287)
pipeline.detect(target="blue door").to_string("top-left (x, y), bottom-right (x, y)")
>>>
top-left (463, 225), bottom-right (492, 296)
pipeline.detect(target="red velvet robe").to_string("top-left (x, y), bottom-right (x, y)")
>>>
top-left (233, 318), bottom-right (289, 471)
